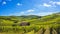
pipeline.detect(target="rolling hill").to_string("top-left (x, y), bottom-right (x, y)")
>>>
top-left (0, 12), bottom-right (60, 34)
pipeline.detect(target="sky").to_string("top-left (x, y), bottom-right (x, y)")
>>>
top-left (0, 0), bottom-right (60, 16)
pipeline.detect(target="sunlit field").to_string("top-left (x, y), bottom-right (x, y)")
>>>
top-left (0, 13), bottom-right (60, 34)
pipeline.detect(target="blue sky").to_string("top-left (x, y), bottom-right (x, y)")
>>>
top-left (0, 0), bottom-right (60, 16)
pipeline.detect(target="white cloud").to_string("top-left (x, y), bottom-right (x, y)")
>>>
top-left (43, 3), bottom-right (52, 7)
top-left (37, 1), bottom-right (60, 8)
top-left (38, 3), bottom-right (52, 7)
top-left (31, 11), bottom-right (59, 16)
top-left (17, 3), bottom-right (22, 6)
top-left (49, 1), bottom-right (56, 4)
top-left (49, 1), bottom-right (60, 5)
top-left (27, 9), bottom-right (35, 12)
top-left (2, 1), bottom-right (6, 5)
top-left (56, 2), bottom-right (60, 5)
top-left (9, 9), bottom-right (35, 16)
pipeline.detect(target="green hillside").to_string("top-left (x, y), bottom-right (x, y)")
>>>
top-left (0, 13), bottom-right (60, 34)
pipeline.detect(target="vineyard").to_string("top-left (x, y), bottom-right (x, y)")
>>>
top-left (0, 13), bottom-right (60, 34)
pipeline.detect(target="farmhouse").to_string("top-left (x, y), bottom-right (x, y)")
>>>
top-left (20, 21), bottom-right (30, 26)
